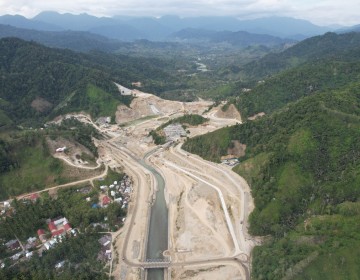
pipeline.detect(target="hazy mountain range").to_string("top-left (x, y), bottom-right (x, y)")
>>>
top-left (0, 11), bottom-right (349, 41)
top-left (0, 24), bottom-right (295, 52)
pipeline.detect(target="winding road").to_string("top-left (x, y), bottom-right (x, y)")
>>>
top-left (1, 97), bottom-right (254, 280)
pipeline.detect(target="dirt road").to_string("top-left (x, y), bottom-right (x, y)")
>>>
top-left (2, 88), bottom-right (256, 280)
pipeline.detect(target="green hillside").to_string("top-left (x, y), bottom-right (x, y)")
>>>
top-left (236, 55), bottom-right (360, 118)
top-left (0, 24), bottom-right (124, 52)
top-left (241, 32), bottom-right (360, 80)
top-left (0, 37), bottom-right (179, 126)
top-left (0, 118), bottom-right (102, 200)
top-left (194, 32), bottom-right (360, 105)
top-left (183, 82), bottom-right (360, 279)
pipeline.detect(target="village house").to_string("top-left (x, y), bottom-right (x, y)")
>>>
top-left (37, 229), bottom-right (47, 243)
top-left (23, 193), bottom-right (40, 202)
top-left (48, 217), bottom-right (72, 238)
top-left (102, 196), bottom-right (111, 207)
top-left (56, 146), bottom-right (67, 152)
top-left (39, 217), bottom-right (73, 250)
top-left (25, 237), bottom-right (38, 250)
top-left (98, 235), bottom-right (112, 261)
top-left (5, 239), bottom-right (20, 251)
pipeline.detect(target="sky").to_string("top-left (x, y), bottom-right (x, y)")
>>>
top-left (0, 0), bottom-right (359, 26)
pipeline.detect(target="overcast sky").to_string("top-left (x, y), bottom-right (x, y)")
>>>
top-left (0, 0), bottom-right (359, 26)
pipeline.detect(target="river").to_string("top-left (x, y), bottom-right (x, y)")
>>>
top-left (140, 151), bottom-right (168, 280)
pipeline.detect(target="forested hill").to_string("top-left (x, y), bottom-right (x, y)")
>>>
top-left (182, 32), bottom-right (360, 279)
top-left (0, 37), bottom-right (175, 127)
top-left (241, 32), bottom-right (360, 80)
top-left (0, 24), bottom-right (123, 52)
top-left (169, 28), bottom-right (293, 47)
top-left (183, 82), bottom-right (360, 279)
top-left (235, 46), bottom-right (360, 118)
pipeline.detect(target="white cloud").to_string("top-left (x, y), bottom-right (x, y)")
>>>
top-left (0, 0), bottom-right (359, 25)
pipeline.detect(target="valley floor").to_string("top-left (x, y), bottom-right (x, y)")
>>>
top-left (93, 88), bottom-right (258, 279)
top-left (1, 87), bottom-right (258, 280)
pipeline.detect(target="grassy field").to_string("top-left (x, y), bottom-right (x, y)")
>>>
top-left (0, 141), bottom-right (64, 199)
top-left (233, 152), bottom-right (271, 185)
top-left (86, 84), bottom-right (120, 118)
top-left (294, 244), bottom-right (360, 280)
top-left (0, 134), bottom-right (104, 200)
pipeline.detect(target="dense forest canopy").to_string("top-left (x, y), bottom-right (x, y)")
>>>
top-left (0, 37), bottom-right (181, 126)
top-left (240, 32), bottom-right (360, 80)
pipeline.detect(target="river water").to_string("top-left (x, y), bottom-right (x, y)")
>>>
top-left (139, 156), bottom-right (168, 280)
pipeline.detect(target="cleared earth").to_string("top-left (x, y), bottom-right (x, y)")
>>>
top-left (22, 85), bottom-right (256, 280)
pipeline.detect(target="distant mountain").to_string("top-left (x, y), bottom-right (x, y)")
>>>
top-left (232, 16), bottom-right (333, 39)
top-left (0, 23), bottom-right (201, 60)
top-left (1, 12), bottom-right (338, 41)
top-left (161, 15), bottom-right (335, 39)
top-left (0, 24), bottom-right (124, 52)
top-left (33, 12), bottom-right (164, 41)
top-left (337, 24), bottom-right (360, 33)
top-left (0, 14), bottom-right (62, 31)
top-left (88, 24), bottom-right (145, 41)
top-left (169, 28), bottom-right (219, 40)
top-left (170, 28), bottom-right (294, 47)
top-left (352, 25), bottom-right (360, 32)
top-left (33, 11), bottom-right (116, 31)
top-left (125, 17), bottom-right (174, 41)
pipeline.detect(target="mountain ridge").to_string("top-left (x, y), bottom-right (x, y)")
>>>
top-left (170, 27), bottom-right (294, 47)
top-left (0, 12), bottom-right (340, 41)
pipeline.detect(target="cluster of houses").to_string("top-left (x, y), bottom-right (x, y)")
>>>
top-left (3, 238), bottom-right (34, 259)
top-left (1, 217), bottom-right (75, 268)
top-left (98, 175), bottom-right (132, 209)
top-left (97, 235), bottom-right (112, 261)
top-left (1, 194), bottom-right (40, 217)
top-left (1, 200), bottom-right (75, 268)
top-left (0, 174), bottom-right (132, 270)
top-left (37, 217), bottom-right (76, 250)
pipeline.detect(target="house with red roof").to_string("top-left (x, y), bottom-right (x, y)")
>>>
top-left (51, 228), bottom-right (65, 238)
top-left (30, 193), bottom-right (39, 201)
top-left (37, 229), bottom-right (47, 243)
top-left (41, 217), bottom-right (76, 250)
top-left (64, 223), bottom-right (72, 231)
top-left (102, 196), bottom-right (111, 207)
top-left (48, 222), bottom-right (57, 232)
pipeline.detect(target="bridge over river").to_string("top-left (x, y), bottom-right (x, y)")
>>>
top-left (141, 259), bottom-right (171, 269)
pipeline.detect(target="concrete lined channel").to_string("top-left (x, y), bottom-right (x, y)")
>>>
top-left (141, 150), bottom-right (168, 280)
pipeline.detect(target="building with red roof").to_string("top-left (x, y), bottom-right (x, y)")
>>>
top-left (37, 229), bottom-right (47, 243)
top-left (30, 193), bottom-right (39, 201)
top-left (51, 228), bottom-right (65, 237)
top-left (64, 223), bottom-right (72, 231)
top-left (41, 217), bottom-right (76, 249)
top-left (48, 222), bottom-right (57, 232)
top-left (102, 196), bottom-right (111, 206)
